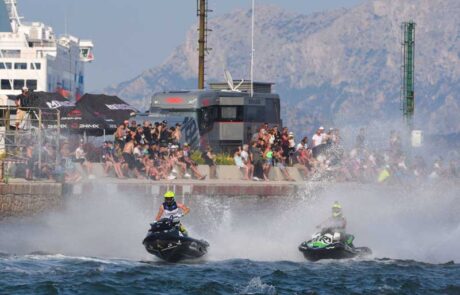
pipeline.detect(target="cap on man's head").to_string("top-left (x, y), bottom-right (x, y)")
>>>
top-left (123, 120), bottom-right (129, 124)
top-left (319, 126), bottom-right (324, 130)
top-left (183, 142), bottom-right (189, 146)
top-left (22, 86), bottom-right (28, 91)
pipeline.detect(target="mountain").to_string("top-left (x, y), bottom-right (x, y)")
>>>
top-left (105, 0), bottom-right (460, 136)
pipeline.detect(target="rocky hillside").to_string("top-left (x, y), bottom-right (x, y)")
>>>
top-left (105, 0), bottom-right (460, 136)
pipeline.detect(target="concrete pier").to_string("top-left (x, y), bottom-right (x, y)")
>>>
top-left (0, 180), bottom-right (62, 219)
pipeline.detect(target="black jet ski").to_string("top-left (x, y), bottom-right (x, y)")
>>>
top-left (142, 215), bottom-right (209, 262)
top-left (298, 230), bottom-right (371, 262)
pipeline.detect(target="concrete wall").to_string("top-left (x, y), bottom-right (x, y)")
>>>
top-left (0, 182), bottom-right (62, 219)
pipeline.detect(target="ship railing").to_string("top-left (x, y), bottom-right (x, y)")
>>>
top-left (0, 105), bottom-right (61, 182)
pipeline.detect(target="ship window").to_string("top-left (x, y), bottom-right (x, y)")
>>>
top-left (30, 63), bottom-right (41, 70)
top-left (13, 80), bottom-right (25, 90)
top-left (26, 80), bottom-right (37, 90)
top-left (14, 63), bottom-right (27, 70)
top-left (0, 50), bottom-right (20, 58)
top-left (1, 80), bottom-right (12, 90)
top-left (0, 62), bottom-right (12, 69)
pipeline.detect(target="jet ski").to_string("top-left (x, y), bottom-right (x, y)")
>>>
top-left (142, 215), bottom-right (209, 262)
top-left (298, 229), bottom-right (371, 262)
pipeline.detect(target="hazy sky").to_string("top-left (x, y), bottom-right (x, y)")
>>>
top-left (18, 0), bottom-right (362, 92)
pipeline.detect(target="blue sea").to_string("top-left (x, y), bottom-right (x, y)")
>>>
top-left (0, 254), bottom-right (459, 294)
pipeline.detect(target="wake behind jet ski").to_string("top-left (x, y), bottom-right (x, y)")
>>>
top-left (142, 191), bottom-right (209, 262)
top-left (298, 201), bottom-right (371, 261)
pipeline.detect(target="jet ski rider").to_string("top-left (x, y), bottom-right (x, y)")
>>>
top-left (155, 191), bottom-right (190, 237)
top-left (317, 201), bottom-right (354, 246)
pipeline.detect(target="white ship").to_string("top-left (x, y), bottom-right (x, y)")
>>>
top-left (0, 0), bottom-right (94, 102)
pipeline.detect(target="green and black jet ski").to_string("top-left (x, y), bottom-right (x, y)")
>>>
top-left (298, 229), bottom-right (371, 262)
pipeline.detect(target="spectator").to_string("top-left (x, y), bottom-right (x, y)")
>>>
top-left (15, 87), bottom-right (31, 130)
top-left (74, 140), bottom-right (94, 178)
top-left (312, 127), bottom-right (323, 147)
top-left (288, 131), bottom-right (296, 166)
top-left (234, 149), bottom-right (251, 180)
top-left (114, 124), bottom-right (126, 148)
top-left (262, 144), bottom-right (273, 181)
top-left (202, 146), bottom-right (217, 179)
top-left (274, 147), bottom-right (295, 181)
top-left (312, 127), bottom-right (325, 158)
top-left (143, 121), bottom-right (153, 144)
top-left (178, 149), bottom-right (205, 180)
top-left (122, 135), bottom-right (144, 179)
top-left (251, 140), bottom-right (264, 181)
top-left (241, 144), bottom-right (254, 180)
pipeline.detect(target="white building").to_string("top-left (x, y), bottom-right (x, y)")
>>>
top-left (0, 0), bottom-right (94, 105)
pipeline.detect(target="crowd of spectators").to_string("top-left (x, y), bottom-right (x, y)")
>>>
top-left (4, 120), bottom-right (460, 185)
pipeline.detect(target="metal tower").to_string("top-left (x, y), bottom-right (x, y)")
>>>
top-left (197, 0), bottom-right (212, 89)
top-left (401, 21), bottom-right (416, 128)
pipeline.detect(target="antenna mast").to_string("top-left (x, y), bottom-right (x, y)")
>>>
top-left (401, 21), bottom-right (416, 129)
top-left (197, 0), bottom-right (211, 89)
top-left (4, 0), bottom-right (22, 32)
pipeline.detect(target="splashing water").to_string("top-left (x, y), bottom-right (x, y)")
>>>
top-left (0, 182), bottom-right (459, 264)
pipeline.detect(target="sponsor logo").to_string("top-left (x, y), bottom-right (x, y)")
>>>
top-left (46, 100), bottom-right (75, 109)
top-left (165, 97), bottom-right (184, 104)
top-left (79, 124), bottom-right (100, 129)
top-left (67, 109), bottom-right (82, 117)
top-left (105, 104), bottom-right (135, 111)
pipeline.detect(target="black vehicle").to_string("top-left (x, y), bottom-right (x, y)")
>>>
top-left (134, 81), bottom-right (282, 153)
top-left (142, 215), bottom-right (209, 262)
top-left (298, 229), bottom-right (371, 262)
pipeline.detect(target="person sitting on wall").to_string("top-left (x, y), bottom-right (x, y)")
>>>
top-left (178, 145), bottom-right (206, 180)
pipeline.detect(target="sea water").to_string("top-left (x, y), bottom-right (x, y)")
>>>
top-left (1, 182), bottom-right (459, 294)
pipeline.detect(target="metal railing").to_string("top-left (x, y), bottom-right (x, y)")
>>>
top-left (0, 105), bottom-right (61, 181)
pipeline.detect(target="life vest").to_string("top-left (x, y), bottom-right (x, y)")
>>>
top-left (162, 201), bottom-right (179, 218)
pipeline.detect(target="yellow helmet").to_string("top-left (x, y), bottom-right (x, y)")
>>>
top-left (164, 191), bottom-right (175, 198)
top-left (332, 201), bottom-right (342, 217)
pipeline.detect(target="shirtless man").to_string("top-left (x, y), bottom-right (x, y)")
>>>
top-left (122, 135), bottom-right (143, 178)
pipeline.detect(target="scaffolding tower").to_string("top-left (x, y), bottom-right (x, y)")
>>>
top-left (401, 21), bottom-right (416, 128)
top-left (197, 0), bottom-right (212, 89)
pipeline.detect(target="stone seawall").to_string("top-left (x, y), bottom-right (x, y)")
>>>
top-left (64, 179), bottom-right (304, 198)
top-left (0, 182), bottom-right (62, 219)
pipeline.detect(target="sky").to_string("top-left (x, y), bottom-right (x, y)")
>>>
top-left (18, 0), bottom-right (362, 92)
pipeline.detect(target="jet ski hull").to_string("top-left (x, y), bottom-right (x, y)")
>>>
top-left (143, 233), bottom-right (209, 263)
top-left (298, 242), bottom-right (371, 262)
